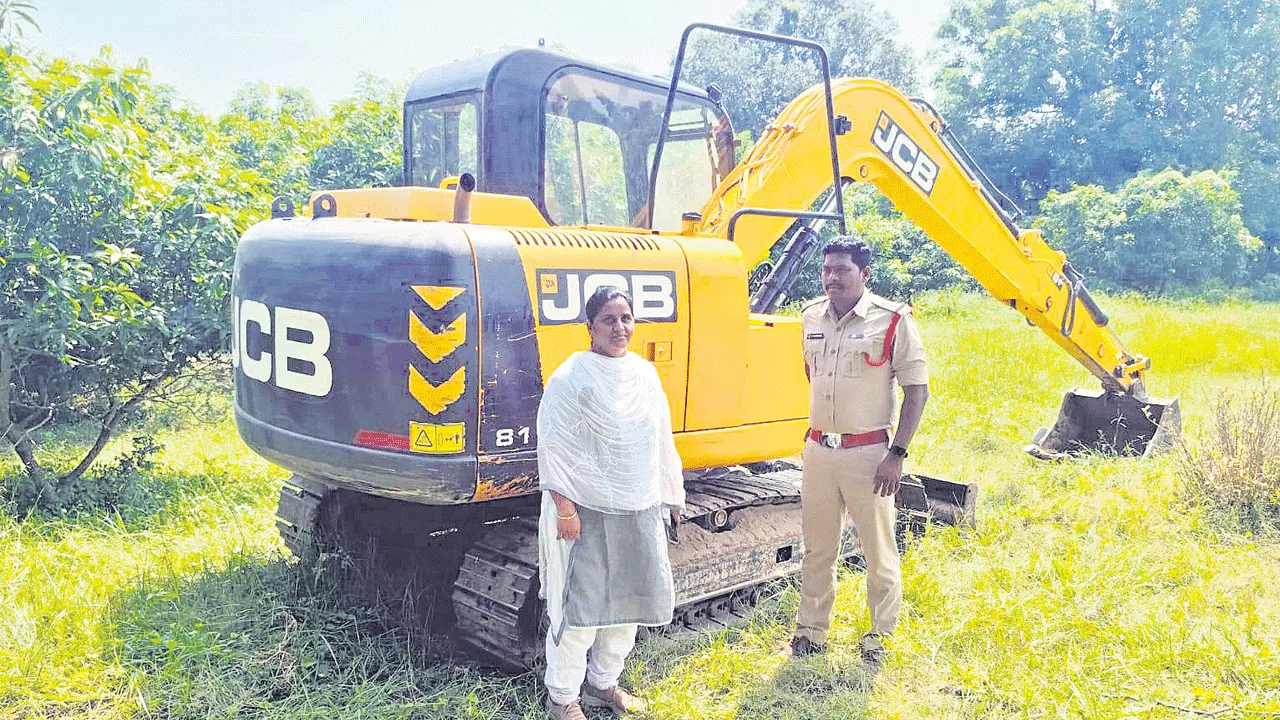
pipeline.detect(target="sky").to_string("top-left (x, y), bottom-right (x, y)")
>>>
top-left (30, 0), bottom-right (952, 115)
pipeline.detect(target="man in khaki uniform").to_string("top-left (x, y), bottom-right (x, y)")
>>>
top-left (785, 236), bottom-right (930, 668)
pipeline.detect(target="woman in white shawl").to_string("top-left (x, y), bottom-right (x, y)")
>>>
top-left (537, 286), bottom-right (685, 720)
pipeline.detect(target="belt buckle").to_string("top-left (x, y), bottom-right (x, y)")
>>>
top-left (820, 432), bottom-right (841, 449)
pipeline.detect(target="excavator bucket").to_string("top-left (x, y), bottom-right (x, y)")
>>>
top-left (896, 474), bottom-right (979, 539)
top-left (1026, 388), bottom-right (1181, 459)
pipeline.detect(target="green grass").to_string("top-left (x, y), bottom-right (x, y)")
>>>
top-left (2, 291), bottom-right (1278, 719)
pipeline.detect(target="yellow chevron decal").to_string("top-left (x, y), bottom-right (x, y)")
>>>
top-left (409, 311), bottom-right (466, 363)
top-left (412, 285), bottom-right (465, 311)
top-left (409, 365), bottom-right (465, 415)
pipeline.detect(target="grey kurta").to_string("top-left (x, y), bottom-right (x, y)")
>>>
top-left (561, 505), bottom-right (674, 630)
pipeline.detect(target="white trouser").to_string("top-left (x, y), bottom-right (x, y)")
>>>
top-left (544, 624), bottom-right (638, 705)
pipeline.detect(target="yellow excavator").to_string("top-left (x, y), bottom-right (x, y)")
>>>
top-left (232, 25), bottom-right (1179, 668)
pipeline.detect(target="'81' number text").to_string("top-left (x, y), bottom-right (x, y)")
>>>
top-left (494, 426), bottom-right (531, 448)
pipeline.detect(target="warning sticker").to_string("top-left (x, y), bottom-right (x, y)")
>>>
top-left (409, 421), bottom-right (466, 454)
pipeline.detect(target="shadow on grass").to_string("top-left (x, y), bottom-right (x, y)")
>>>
top-left (105, 558), bottom-right (878, 719)
top-left (0, 454), bottom-right (259, 542)
top-left (629, 631), bottom-right (875, 719)
top-left (633, 628), bottom-right (874, 719)
top-left (105, 557), bottom-right (548, 719)
top-left (736, 657), bottom-right (873, 720)
top-left (624, 581), bottom-right (876, 720)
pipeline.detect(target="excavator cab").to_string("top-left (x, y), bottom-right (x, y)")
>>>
top-left (401, 48), bottom-right (736, 231)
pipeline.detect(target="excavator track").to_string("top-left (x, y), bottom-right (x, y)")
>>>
top-left (275, 475), bottom-right (331, 561)
top-left (277, 467), bottom-right (975, 672)
top-left (681, 465), bottom-right (804, 531)
top-left (451, 516), bottom-right (544, 670)
top-left (450, 468), bottom-right (817, 671)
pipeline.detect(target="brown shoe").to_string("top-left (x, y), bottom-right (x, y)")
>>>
top-left (545, 697), bottom-right (587, 720)
top-left (778, 635), bottom-right (825, 657)
top-left (581, 683), bottom-right (647, 715)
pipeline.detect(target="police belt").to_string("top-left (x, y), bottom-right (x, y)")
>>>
top-left (806, 428), bottom-right (890, 449)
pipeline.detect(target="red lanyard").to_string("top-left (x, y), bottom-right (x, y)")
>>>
top-left (863, 304), bottom-right (911, 367)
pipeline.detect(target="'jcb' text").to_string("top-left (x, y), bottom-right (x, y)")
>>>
top-left (871, 111), bottom-right (938, 195)
top-left (232, 298), bottom-right (333, 397)
top-left (537, 270), bottom-right (678, 325)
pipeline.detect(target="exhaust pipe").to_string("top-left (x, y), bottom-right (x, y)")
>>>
top-left (1026, 387), bottom-right (1181, 459)
top-left (452, 172), bottom-right (475, 224)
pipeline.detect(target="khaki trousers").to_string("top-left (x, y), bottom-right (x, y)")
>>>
top-left (796, 441), bottom-right (901, 645)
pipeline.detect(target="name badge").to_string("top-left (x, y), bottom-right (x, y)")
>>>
top-left (806, 333), bottom-right (824, 340)
top-left (848, 332), bottom-right (864, 339)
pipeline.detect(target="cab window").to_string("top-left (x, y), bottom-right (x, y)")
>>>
top-left (544, 115), bottom-right (629, 226)
top-left (648, 106), bottom-right (731, 230)
top-left (542, 70), bottom-right (734, 230)
top-left (407, 95), bottom-right (479, 188)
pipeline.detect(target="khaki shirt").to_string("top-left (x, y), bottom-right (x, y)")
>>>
top-left (802, 291), bottom-right (929, 434)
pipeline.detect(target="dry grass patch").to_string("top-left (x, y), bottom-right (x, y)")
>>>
top-left (1180, 378), bottom-right (1280, 535)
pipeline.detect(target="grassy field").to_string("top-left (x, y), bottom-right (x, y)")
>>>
top-left (1, 291), bottom-right (1278, 719)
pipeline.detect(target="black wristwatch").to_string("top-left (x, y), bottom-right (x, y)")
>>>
top-left (888, 444), bottom-right (909, 459)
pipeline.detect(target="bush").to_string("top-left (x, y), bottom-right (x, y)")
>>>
top-left (4, 434), bottom-right (166, 522)
top-left (1036, 168), bottom-right (1263, 293)
top-left (1252, 273), bottom-right (1280, 302)
top-left (1179, 380), bottom-right (1280, 536)
top-left (66, 435), bottom-right (166, 521)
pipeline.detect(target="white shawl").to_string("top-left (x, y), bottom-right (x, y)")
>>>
top-left (536, 350), bottom-right (685, 634)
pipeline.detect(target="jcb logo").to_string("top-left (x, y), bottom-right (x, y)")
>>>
top-left (232, 298), bottom-right (333, 397)
top-left (871, 111), bottom-right (938, 195)
top-left (537, 270), bottom-right (677, 325)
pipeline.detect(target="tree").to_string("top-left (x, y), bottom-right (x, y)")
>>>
top-left (1034, 168), bottom-right (1262, 293)
top-left (0, 0), bottom-right (38, 47)
top-left (0, 47), bottom-right (264, 508)
top-left (308, 73), bottom-right (403, 190)
top-left (221, 76), bottom-right (407, 199)
top-left (935, 0), bottom-right (1280, 247)
top-left (935, 0), bottom-right (1130, 202)
top-left (681, 0), bottom-right (919, 139)
top-left (218, 83), bottom-right (322, 202)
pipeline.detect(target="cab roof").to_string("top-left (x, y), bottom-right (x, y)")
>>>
top-left (404, 47), bottom-right (712, 107)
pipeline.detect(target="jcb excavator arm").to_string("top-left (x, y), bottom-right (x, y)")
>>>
top-left (698, 77), bottom-right (1146, 395)
top-left (694, 78), bottom-right (1179, 456)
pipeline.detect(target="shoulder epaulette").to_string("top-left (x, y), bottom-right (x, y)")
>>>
top-left (863, 293), bottom-right (899, 310)
top-left (800, 296), bottom-right (828, 316)
top-left (866, 294), bottom-right (912, 318)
